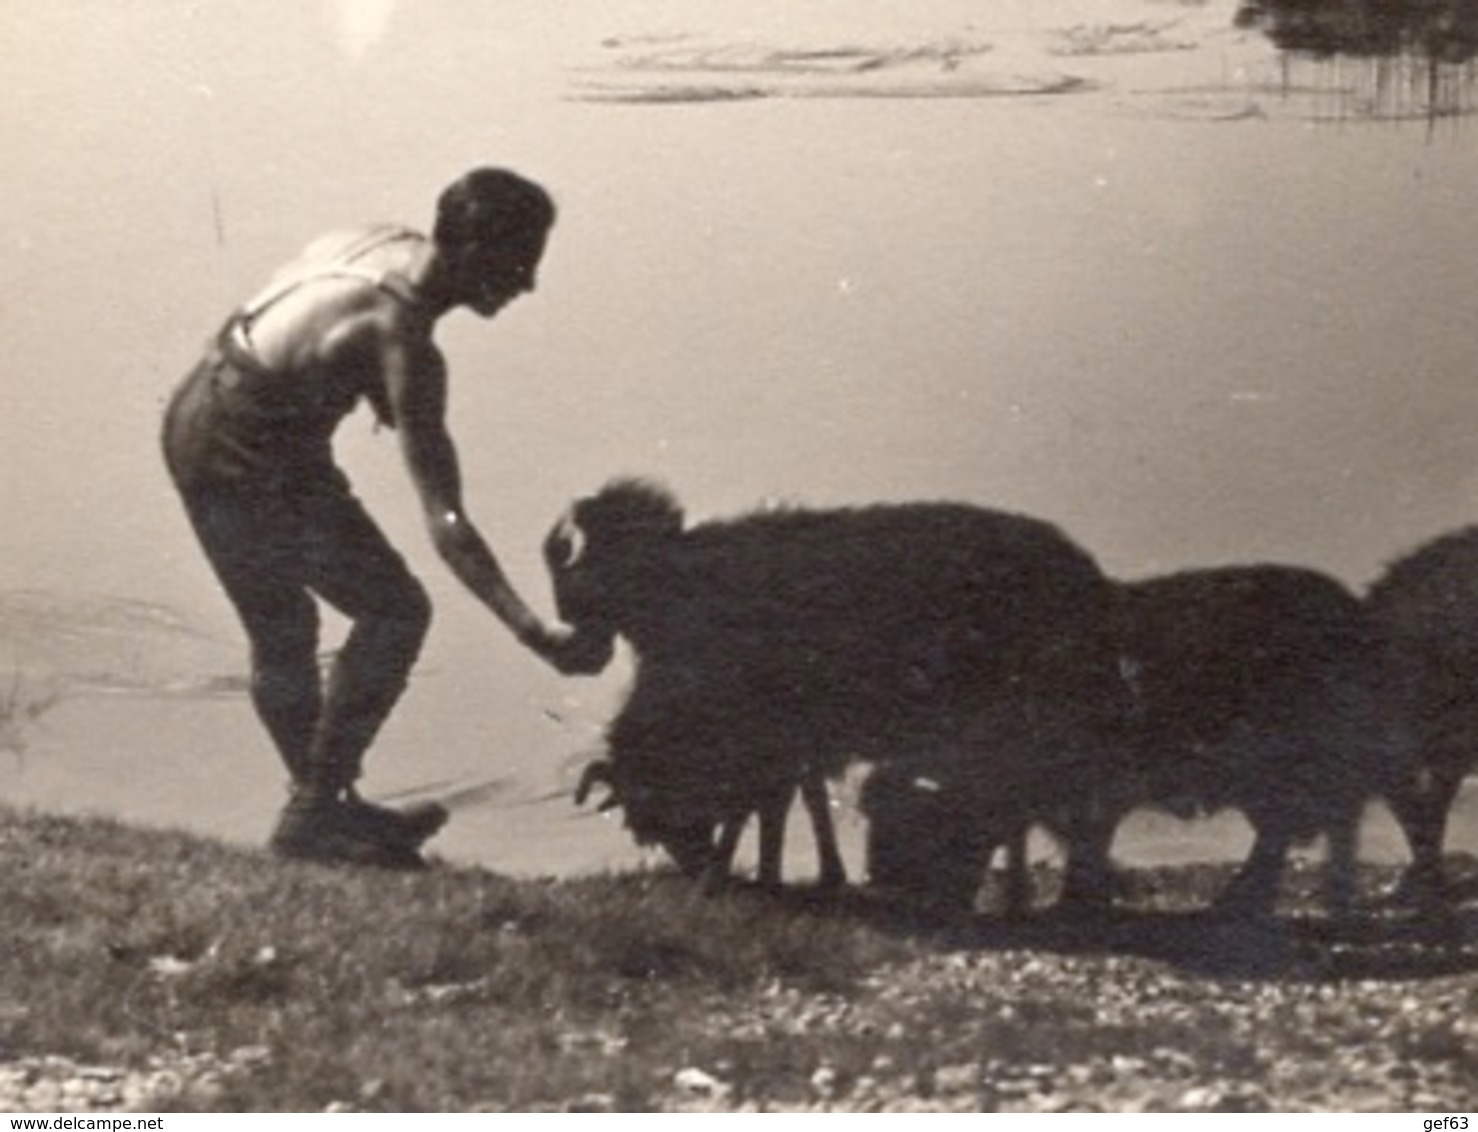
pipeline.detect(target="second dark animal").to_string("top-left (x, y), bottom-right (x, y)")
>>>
top-left (863, 565), bottom-right (1416, 919)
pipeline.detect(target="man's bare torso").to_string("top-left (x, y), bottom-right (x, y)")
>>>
top-left (238, 225), bottom-right (431, 383)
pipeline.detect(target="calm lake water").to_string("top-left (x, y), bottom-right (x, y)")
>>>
top-left (2, 0), bottom-right (1476, 877)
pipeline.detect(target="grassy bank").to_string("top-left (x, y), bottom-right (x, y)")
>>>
top-left (0, 804), bottom-right (1475, 1112)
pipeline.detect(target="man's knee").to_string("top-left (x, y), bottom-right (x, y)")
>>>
top-left (243, 595), bottom-right (320, 674)
top-left (364, 575), bottom-right (432, 661)
top-left (395, 575), bottom-right (433, 640)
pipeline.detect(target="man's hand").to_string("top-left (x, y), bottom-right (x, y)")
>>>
top-left (529, 622), bottom-right (615, 676)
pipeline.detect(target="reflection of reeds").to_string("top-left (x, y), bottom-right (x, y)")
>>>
top-left (1284, 52), bottom-right (1478, 122)
top-left (1237, 0), bottom-right (1478, 65)
top-left (1239, 0), bottom-right (1478, 123)
top-left (0, 670), bottom-right (64, 758)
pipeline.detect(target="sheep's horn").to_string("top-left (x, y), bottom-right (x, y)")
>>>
top-left (575, 759), bottom-right (615, 807)
top-left (549, 511), bottom-right (587, 570)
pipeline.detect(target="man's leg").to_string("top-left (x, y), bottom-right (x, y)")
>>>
top-left (232, 586), bottom-right (422, 866)
top-left (306, 588), bottom-right (431, 799)
top-left (302, 482), bottom-right (443, 844)
top-left (244, 588), bottom-right (322, 786)
top-left (180, 486), bottom-right (420, 867)
top-left (181, 488), bottom-right (322, 785)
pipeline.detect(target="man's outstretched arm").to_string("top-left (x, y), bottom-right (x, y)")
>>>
top-left (381, 331), bottom-right (609, 673)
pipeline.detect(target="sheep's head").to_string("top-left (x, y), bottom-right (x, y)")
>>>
top-left (543, 478), bottom-right (684, 652)
top-left (575, 755), bottom-right (726, 879)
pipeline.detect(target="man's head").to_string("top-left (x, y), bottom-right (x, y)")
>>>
top-left (435, 167), bottom-right (556, 316)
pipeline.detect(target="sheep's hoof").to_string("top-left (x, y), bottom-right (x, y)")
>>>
top-left (816, 866), bottom-right (847, 893)
top-left (697, 865), bottom-right (732, 897)
top-left (1209, 886), bottom-right (1277, 922)
top-left (1051, 894), bottom-right (1108, 924)
top-left (1377, 868), bottom-right (1446, 913)
top-left (752, 874), bottom-right (784, 896)
top-left (1056, 875), bottom-right (1114, 919)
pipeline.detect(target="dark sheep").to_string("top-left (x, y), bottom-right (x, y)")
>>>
top-left (547, 478), bottom-right (1129, 894)
top-left (863, 565), bottom-right (1412, 918)
top-left (1365, 526), bottom-right (1478, 904)
top-left (1111, 565), bottom-right (1407, 915)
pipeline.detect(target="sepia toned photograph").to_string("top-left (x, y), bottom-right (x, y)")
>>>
top-left (1, 0), bottom-right (1476, 1113)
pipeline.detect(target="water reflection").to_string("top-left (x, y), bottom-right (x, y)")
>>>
top-left (567, 32), bottom-right (1094, 103)
top-left (0, 590), bottom-right (245, 702)
top-left (1236, 0), bottom-right (1478, 120)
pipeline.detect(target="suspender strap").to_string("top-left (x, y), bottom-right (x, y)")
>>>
top-left (238, 225), bottom-right (423, 323)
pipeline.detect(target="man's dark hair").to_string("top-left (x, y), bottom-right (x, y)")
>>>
top-left (434, 167), bottom-right (555, 251)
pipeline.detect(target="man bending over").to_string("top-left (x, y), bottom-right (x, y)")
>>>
top-left (162, 168), bottom-right (610, 868)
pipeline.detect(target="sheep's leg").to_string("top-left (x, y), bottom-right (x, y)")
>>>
top-left (700, 815), bottom-right (748, 895)
top-left (1323, 807), bottom-right (1360, 920)
top-left (1216, 820), bottom-right (1289, 917)
top-left (1000, 824), bottom-right (1031, 917)
top-left (753, 785), bottom-right (792, 892)
top-left (1387, 764), bottom-right (1459, 909)
top-left (799, 772), bottom-right (847, 890)
top-left (1057, 795), bottom-right (1121, 915)
top-left (713, 814), bottom-right (746, 870)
